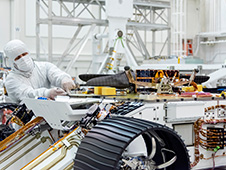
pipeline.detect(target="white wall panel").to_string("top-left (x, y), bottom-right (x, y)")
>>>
top-left (0, 0), bottom-right (11, 51)
top-left (186, 0), bottom-right (200, 39)
top-left (219, 0), bottom-right (226, 32)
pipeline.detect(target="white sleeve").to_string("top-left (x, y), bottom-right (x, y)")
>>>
top-left (44, 62), bottom-right (72, 88)
top-left (5, 75), bottom-right (50, 103)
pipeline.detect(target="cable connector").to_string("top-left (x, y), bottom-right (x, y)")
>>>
top-left (214, 146), bottom-right (220, 152)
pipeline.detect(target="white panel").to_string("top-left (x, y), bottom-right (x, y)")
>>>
top-left (186, 0), bottom-right (199, 39)
top-left (23, 98), bottom-right (88, 130)
top-left (167, 101), bottom-right (205, 119)
top-left (174, 124), bottom-right (193, 145)
top-left (220, 0), bottom-right (226, 32)
top-left (25, 0), bottom-right (36, 36)
top-left (0, 0), bottom-right (11, 50)
top-left (106, 0), bottom-right (133, 18)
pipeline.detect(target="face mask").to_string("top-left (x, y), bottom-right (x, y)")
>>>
top-left (14, 55), bottom-right (34, 72)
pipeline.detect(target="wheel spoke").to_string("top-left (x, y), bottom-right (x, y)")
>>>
top-left (148, 137), bottom-right (156, 160)
top-left (150, 130), bottom-right (165, 147)
top-left (156, 148), bottom-right (177, 169)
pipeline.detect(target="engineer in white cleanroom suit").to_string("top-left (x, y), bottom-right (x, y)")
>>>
top-left (4, 39), bottom-right (75, 103)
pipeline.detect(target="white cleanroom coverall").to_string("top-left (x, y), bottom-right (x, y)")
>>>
top-left (4, 39), bottom-right (75, 103)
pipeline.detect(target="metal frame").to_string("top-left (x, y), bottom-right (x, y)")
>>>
top-left (36, 0), bottom-right (171, 71)
top-left (171, 0), bottom-right (187, 57)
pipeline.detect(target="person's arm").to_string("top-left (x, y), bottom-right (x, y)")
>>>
top-left (45, 62), bottom-right (72, 87)
top-left (45, 62), bottom-right (75, 92)
top-left (5, 75), bottom-right (50, 103)
top-left (5, 75), bottom-right (66, 103)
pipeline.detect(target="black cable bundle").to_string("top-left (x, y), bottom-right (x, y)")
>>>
top-left (0, 124), bottom-right (15, 141)
top-left (13, 104), bottom-right (34, 125)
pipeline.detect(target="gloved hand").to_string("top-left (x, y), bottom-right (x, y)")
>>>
top-left (61, 77), bottom-right (75, 94)
top-left (48, 87), bottom-right (66, 99)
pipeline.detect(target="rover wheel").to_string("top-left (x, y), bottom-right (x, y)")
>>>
top-left (74, 117), bottom-right (190, 170)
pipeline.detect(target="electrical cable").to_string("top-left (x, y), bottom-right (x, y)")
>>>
top-left (191, 105), bottom-right (226, 168)
top-left (0, 134), bottom-right (30, 158)
top-left (0, 117), bottom-right (44, 152)
top-left (23, 129), bottom-right (83, 170)
top-left (63, 161), bottom-right (74, 170)
top-left (1, 136), bottom-right (52, 170)
top-left (22, 143), bottom-right (63, 170)
top-left (41, 145), bottom-right (68, 170)
top-left (212, 152), bottom-right (216, 170)
top-left (202, 153), bottom-right (226, 160)
top-left (41, 139), bottom-right (79, 170)
top-left (5, 116), bottom-right (12, 126)
top-left (0, 135), bottom-right (39, 164)
top-left (48, 129), bottom-right (55, 143)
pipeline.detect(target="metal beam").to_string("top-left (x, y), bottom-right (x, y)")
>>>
top-left (56, 26), bottom-right (82, 67)
top-left (38, 17), bottom-right (107, 26)
top-left (133, 28), bottom-right (151, 59)
top-left (65, 24), bottom-right (96, 73)
top-left (127, 22), bottom-right (169, 31)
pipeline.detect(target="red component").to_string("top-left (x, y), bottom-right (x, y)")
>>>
top-left (1, 109), bottom-right (13, 124)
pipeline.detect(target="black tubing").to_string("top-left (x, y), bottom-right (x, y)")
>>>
top-left (0, 102), bottom-right (18, 111)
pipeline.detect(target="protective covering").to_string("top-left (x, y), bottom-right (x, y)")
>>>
top-left (79, 72), bottom-right (133, 89)
top-left (4, 40), bottom-right (29, 65)
top-left (5, 61), bottom-right (72, 103)
top-left (4, 40), bottom-right (34, 77)
top-left (4, 40), bottom-right (74, 103)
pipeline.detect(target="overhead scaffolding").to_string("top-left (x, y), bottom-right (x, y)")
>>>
top-left (36, 0), bottom-right (171, 73)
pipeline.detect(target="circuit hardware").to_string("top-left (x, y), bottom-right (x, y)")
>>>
top-left (207, 127), bottom-right (225, 149)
